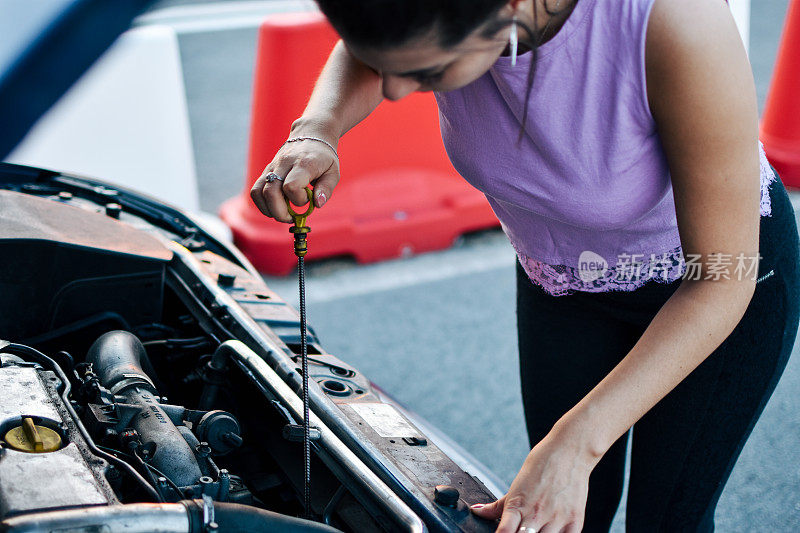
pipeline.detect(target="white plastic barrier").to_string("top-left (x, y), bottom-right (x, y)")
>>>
top-left (135, 0), bottom-right (316, 34)
top-left (730, 0), bottom-right (751, 53)
top-left (7, 25), bottom-right (200, 213)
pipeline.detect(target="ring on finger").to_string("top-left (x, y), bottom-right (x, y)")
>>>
top-left (264, 171), bottom-right (284, 183)
top-left (518, 527), bottom-right (537, 532)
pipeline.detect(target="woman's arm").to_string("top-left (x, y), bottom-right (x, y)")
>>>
top-left (289, 39), bottom-right (384, 144)
top-left (473, 1), bottom-right (761, 530)
top-left (251, 40), bottom-right (384, 222)
top-left (555, 0), bottom-right (760, 464)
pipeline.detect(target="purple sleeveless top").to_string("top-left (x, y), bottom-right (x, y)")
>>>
top-left (433, 0), bottom-right (776, 296)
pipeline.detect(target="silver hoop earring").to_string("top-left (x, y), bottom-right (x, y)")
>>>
top-left (510, 14), bottom-right (519, 67)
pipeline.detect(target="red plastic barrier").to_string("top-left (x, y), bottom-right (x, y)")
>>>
top-left (219, 11), bottom-right (499, 275)
top-left (761, 0), bottom-right (800, 188)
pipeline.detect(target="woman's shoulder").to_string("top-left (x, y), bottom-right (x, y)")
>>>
top-left (644, 0), bottom-right (750, 114)
top-left (644, 0), bottom-right (740, 52)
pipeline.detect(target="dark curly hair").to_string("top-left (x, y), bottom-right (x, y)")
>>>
top-left (314, 0), bottom-right (575, 141)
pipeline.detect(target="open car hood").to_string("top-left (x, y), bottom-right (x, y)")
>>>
top-left (0, 162), bottom-right (506, 531)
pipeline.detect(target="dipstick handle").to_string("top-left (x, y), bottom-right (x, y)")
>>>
top-left (286, 187), bottom-right (314, 258)
top-left (285, 187), bottom-right (314, 229)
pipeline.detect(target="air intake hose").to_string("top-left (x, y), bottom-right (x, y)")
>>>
top-left (87, 331), bottom-right (203, 487)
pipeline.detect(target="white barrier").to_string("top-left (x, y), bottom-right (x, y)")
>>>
top-left (730, 0), bottom-right (751, 53)
top-left (7, 25), bottom-right (200, 213)
top-left (135, 0), bottom-right (316, 34)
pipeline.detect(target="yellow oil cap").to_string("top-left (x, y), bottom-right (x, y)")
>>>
top-left (4, 417), bottom-right (62, 453)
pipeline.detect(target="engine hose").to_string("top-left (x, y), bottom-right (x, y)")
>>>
top-left (1, 501), bottom-right (347, 533)
top-left (86, 330), bottom-right (157, 394)
top-left (182, 499), bottom-right (344, 533)
top-left (87, 331), bottom-right (204, 487)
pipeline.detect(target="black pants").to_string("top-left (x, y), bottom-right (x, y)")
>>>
top-left (516, 170), bottom-right (800, 532)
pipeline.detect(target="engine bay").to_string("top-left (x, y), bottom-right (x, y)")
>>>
top-left (0, 333), bottom-right (342, 532)
top-left (0, 171), bottom-right (501, 532)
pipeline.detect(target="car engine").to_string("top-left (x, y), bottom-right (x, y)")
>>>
top-left (0, 332), bottom-right (342, 532)
top-left (0, 176), bottom-right (501, 532)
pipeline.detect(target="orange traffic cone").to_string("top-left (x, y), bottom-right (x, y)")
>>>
top-left (761, 0), bottom-right (800, 188)
top-left (219, 12), bottom-right (499, 275)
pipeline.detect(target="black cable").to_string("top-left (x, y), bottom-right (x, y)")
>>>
top-left (147, 465), bottom-right (186, 501)
top-left (132, 322), bottom-right (178, 338)
top-left (98, 445), bottom-right (186, 500)
top-left (130, 446), bottom-right (166, 502)
top-left (142, 336), bottom-right (209, 349)
top-left (30, 311), bottom-right (132, 342)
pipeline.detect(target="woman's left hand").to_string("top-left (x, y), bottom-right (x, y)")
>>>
top-left (470, 423), bottom-right (600, 533)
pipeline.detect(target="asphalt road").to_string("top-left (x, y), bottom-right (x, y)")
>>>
top-left (147, 1), bottom-right (799, 530)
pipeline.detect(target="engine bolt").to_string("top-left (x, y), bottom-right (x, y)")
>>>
top-left (222, 432), bottom-right (243, 448)
top-left (195, 442), bottom-right (211, 458)
top-left (105, 203), bottom-right (122, 219)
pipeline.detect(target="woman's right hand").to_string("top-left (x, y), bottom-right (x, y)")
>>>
top-left (250, 135), bottom-right (340, 223)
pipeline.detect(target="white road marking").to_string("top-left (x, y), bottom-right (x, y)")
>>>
top-left (261, 186), bottom-right (800, 305)
top-left (262, 232), bottom-right (516, 305)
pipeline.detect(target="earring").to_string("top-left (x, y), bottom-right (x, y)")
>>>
top-left (510, 14), bottom-right (519, 67)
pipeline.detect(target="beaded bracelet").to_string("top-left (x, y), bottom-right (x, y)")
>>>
top-left (281, 136), bottom-right (339, 160)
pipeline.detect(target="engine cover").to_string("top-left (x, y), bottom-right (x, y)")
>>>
top-left (0, 359), bottom-right (116, 517)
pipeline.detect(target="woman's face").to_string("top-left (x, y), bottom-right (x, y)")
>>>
top-left (346, 21), bottom-right (513, 101)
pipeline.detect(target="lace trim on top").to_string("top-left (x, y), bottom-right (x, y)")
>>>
top-left (515, 242), bottom-right (687, 297)
top-left (516, 141), bottom-right (777, 297)
top-left (759, 140), bottom-right (777, 216)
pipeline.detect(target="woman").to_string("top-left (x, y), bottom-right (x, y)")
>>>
top-left (249, 0), bottom-right (800, 531)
